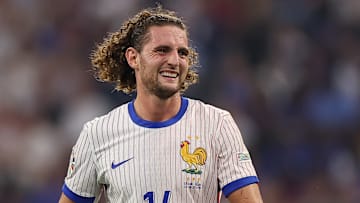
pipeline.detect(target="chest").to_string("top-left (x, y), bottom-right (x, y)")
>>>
top-left (93, 126), bottom-right (218, 201)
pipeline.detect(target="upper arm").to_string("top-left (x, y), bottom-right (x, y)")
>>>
top-left (217, 113), bottom-right (259, 193)
top-left (59, 192), bottom-right (75, 203)
top-left (216, 112), bottom-right (262, 201)
top-left (227, 183), bottom-right (263, 203)
top-left (60, 123), bottom-right (99, 202)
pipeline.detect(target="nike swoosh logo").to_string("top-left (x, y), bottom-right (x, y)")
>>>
top-left (111, 157), bottom-right (134, 169)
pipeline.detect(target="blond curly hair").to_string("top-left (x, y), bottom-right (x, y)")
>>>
top-left (90, 6), bottom-right (199, 94)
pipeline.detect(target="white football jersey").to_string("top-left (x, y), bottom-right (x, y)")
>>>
top-left (62, 97), bottom-right (259, 203)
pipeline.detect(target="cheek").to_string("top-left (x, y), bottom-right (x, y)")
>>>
top-left (181, 67), bottom-right (190, 80)
top-left (182, 58), bottom-right (189, 67)
top-left (180, 59), bottom-right (189, 71)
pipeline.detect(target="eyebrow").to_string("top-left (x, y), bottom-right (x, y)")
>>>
top-left (154, 45), bottom-right (170, 50)
top-left (153, 45), bottom-right (189, 51)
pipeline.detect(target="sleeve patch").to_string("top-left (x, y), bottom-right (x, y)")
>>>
top-left (237, 152), bottom-right (251, 162)
top-left (66, 149), bottom-right (76, 178)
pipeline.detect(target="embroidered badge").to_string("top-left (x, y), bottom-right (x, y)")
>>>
top-left (180, 139), bottom-right (207, 190)
top-left (237, 152), bottom-right (251, 162)
top-left (180, 140), bottom-right (207, 175)
top-left (67, 149), bottom-right (76, 177)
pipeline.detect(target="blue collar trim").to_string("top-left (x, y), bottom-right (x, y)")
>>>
top-left (128, 97), bottom-right (188, 128)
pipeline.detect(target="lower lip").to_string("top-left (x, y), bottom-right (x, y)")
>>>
top-left (161, 75), bottom-right (177, 82)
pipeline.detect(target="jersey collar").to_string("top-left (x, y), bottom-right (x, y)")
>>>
top-left (128, 97), bottom-right (188, 128)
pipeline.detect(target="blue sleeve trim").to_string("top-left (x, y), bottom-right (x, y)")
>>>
top-left (62, 184), bottom-right (95, 203)
top-left (222, 176), bottom-right (259, 197)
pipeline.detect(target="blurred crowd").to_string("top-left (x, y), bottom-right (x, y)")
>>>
top-left (0, 0), bottom-right (359, 202)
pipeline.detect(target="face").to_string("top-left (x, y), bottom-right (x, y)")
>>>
top-left (129, 25), bottom-right (190, 99)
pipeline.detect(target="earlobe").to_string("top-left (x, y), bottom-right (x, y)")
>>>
top-left (125, 47), bottom-right (138, 69)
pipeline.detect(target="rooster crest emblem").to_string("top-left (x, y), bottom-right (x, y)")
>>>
top-left (180, 140), bottom-right (207, 174)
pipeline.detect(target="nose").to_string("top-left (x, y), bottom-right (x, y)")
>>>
top-left (167, 50), bottom-right (180, 67)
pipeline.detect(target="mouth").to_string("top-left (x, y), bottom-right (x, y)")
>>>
top-left (159, 71), bottom-right (179, 78)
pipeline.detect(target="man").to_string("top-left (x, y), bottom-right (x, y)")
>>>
top-left (59, 6), bottom-right (263, 203)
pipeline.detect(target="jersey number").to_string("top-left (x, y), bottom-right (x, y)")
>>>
top-left (144, 191), bottom-right (171, 203)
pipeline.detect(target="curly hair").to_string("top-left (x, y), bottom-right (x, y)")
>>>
top-left (90, 6), bottom-right (199, 94)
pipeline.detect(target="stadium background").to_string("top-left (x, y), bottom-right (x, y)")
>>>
top-left (0, 0), bottom-right (359, 202)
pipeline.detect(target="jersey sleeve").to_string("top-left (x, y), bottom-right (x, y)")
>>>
top-left (216, 112), bottom-right (259, 197)
top-left (62, 122), bottom-right (99, 203)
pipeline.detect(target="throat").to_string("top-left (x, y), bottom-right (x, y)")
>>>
top-left (133, 95), bottom-right (181, 122)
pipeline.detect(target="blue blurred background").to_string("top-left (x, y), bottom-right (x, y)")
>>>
top-left (1, 0), bottom-right (359, 202)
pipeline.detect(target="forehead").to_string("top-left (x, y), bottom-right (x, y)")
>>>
top-left (145, 25), bottom-right (188, 47)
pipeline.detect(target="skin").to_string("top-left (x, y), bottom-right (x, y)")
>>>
top-left (59, 25), bottom-right (263, 203)
top-left (125, 25), bottom-right (189, 122)
top-left (227, 183), bottom-right (263, 203)
top-left (58, 193), bottom-right (73, 203)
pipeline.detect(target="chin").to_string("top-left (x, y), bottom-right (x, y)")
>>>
top-left (153, 86), bottom-right (180, 99)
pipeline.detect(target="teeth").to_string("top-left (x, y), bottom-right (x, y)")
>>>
top-left (161, 72), bottom-right (177, 78)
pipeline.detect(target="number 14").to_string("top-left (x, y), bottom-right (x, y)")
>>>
top-left (144, 191), bottom-right (171, 203)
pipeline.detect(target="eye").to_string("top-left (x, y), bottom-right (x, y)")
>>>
top-left (178, 48), bottom-right (189, 58)
top-left (155, 47), bottom-right (169, 54)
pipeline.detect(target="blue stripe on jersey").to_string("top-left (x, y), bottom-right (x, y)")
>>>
top-left (222, 176), bottom-right (259, 197)
top-left (128, 97), bottom-right (188, 128)
top-left (62, 184), bottom-right (95, 203)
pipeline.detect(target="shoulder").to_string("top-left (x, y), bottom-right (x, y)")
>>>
top-left (82, 102), bottom-right (130, 133)
top-left (187, 97), bottom-right (231, 118)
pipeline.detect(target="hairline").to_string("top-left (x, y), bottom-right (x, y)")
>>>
top-left (136, 23), bottom-right (188, 52)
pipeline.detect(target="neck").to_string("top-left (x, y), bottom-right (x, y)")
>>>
top-left (134, 93), bottom-right (182, 122)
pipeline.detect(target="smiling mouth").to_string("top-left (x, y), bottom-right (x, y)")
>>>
top-left (160, 71), bottom-right (178, 78)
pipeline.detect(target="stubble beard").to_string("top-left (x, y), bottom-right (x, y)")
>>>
top-left (142, 73), bottom-right (182, 100)
top-left (149, 77), bottom-right (182, 100)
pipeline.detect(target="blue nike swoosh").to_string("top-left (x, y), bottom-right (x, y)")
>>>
top-left (111, 157), bottom-right (134, 169)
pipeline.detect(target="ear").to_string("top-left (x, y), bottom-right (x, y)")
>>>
top-left (125, 47), bottom-right (139, 70)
